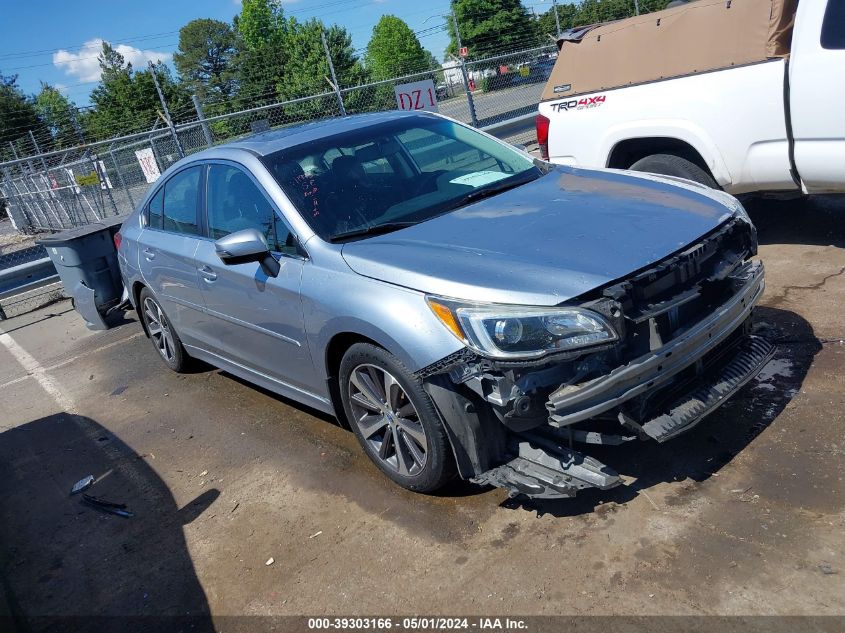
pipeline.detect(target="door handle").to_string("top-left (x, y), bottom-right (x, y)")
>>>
top-left (143, 248), bottom-right (156, 261)
top-left (198, 266), bottom-right (217, 282)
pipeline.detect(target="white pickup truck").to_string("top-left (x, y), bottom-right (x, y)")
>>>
top-left (536, 0), bottom-right (845, 194)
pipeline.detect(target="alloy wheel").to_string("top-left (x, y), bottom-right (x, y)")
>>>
top-left (143, 297), bottom-right (176, 363)
top-left (348, 363), bottom-right (428, 476)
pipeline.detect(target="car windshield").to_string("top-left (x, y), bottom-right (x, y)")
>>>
top-left (261, 115), bottom-right (545, 242)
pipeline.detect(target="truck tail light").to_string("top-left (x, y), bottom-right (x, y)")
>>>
top-left (113, 231), bottom-right (122, 250)
top-left (535, 113), bottom-right (550, 160)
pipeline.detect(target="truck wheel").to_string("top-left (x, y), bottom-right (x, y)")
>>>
top-left (139, 287), bottom-right (191, 372)
top-left (339, 343), bottom-right (456, 493)
top-left (630, 153), bottom-right (718, 188)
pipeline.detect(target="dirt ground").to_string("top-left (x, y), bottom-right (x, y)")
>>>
top-left (0, 195), bottom-right (843, 631)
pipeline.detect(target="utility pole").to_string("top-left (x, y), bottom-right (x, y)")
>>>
top-left (148, 61), bottom-right (185, 158)
top-left (321, 30), bottom-right (347, 117)
top-left (451, 7), bottom-right (479, 127)
top-left (634, 0), bottom-right (640, 15)
top-left (552, 0), bottom-right (562, 39)
top-left (192, 95), bottom-right (214, 147)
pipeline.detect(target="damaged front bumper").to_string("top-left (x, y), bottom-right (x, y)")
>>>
top-left (430, 260), bottom-right (775, 500)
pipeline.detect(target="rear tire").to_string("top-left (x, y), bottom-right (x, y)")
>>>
top-left (339, 343), bottom-right (456, 493)
top-left (629, 153), bottom-right (718, 188)
top-left (138, 287), bottom-right (191, 373)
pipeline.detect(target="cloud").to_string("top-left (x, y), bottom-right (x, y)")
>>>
top-left (53, 38), bottom-right (172, 82)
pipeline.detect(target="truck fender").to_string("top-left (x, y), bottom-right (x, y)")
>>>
top-left (600, 120), bottom-right (732, 188)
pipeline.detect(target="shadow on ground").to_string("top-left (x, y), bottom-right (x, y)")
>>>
top-left (743, 193), bottom-right (845, 247)
top-left (0, 414), bottom-right (217, 633)
top-left (503, 305), bottom-right (821, 517)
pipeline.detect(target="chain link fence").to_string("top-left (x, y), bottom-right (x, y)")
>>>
top-left (0, 42), bottom-right (551, 319)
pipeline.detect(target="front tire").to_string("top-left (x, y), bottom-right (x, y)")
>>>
top-left (139, 288), bottom-right (190, 372)
top-left (339, 343), bottom-right (456, 493)
top-left (629, 153), bottom-right (718, 188)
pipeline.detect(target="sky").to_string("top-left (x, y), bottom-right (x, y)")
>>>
top-left (0, 0), bottom-right (486, 106)
top-left (1, 0), bottom-right (560, 106)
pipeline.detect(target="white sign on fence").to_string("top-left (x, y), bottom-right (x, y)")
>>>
top-left (394, 79), bottom-right (438, 113)
top-left (135, 148), bottom-right (161, 184)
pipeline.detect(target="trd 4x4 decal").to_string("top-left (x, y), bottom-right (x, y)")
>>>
top-left (551, 94), bottom-right (606, 112)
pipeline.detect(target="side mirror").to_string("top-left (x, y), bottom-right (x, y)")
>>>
top-left (214, 228), bottom-right (281, 277)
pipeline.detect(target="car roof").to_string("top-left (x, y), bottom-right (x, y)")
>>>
top-left (216, 110), bottom-right (439, 157)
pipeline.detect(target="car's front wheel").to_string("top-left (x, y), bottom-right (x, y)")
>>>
top-left (339, 343), bottom-right (456, 493)
top-left (139, 287), bottom-right (190, 372)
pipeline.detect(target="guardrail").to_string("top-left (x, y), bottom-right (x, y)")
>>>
top-left (0, 257), bottom-right (59, 320)
top-left (480, 112), bottom-right (537, 147)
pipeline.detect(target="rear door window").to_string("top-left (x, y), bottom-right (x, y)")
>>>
top-left (147, 187), bottom-right (164, 229)
top-left (161, 166), bottom-right (202, 236)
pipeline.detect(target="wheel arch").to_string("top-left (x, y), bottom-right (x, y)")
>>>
top-left (324, 331), bottom-right (383, 428)
top-left (600, 123), bottom-right (731, 186)
top-left (132, 281), bottom-right (150, 338)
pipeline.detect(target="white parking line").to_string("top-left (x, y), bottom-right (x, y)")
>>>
top-left (0, 331), bottom-right (75, 412)
top-left (0, 331), bottom-right (142, 391)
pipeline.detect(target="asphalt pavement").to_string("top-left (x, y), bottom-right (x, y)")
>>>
top-left (0, 195), bottom-right (843, 631)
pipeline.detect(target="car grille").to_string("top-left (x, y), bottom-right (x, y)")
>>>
top-left (601, 217), bottom-right (757, 360)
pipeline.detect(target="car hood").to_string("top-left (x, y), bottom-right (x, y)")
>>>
top-left (341, 166), bottom-right (737, 306)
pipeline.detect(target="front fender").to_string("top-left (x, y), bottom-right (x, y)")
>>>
top-left (301, 267), bottom-right (465, 382)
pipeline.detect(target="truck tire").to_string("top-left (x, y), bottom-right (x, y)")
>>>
top-left (630, 153), bottom-right (718, 188)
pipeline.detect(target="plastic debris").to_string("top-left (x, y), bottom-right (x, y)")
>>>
top-left (70, 475), bottom-right (95, 495)
top-left (309, 531), bottom-right (323, 539)
top-left (265, 557), bottom-right (275, 566)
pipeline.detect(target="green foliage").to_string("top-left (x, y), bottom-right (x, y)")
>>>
top-left (34, 84), bottom-right (80, 149)
top-left (366, 15), bottom-right (435, 80)
top-left (535, 0), bottom-right (672, 39)
top-left (173, 19), bottom-right (239, 99)
top-left (447, 0), bottom-right (538, 60)
top-left (278, 19), bottom-right (368, 116)
top-left (4, 0), bottom-right (676, 159)
top-left (85, 42), bottom-right (191, 140)
top-left (0, 72), bottom-right (44, 151)
top-left (236, 0), bottom-right (285, 51)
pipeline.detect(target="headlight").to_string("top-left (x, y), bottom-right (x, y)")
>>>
top-left (427, 297), bottom-right (618, 360)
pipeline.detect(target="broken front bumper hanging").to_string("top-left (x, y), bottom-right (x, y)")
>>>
top-left (471, 261), bottom-right (775, 500)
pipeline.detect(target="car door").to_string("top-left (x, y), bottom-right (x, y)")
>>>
top-left (789, 0), bottom-right (845, 193)
top-left (191, 161), bottom-right (319, 394)
top-left (137, 165), bottom-right (206, 343)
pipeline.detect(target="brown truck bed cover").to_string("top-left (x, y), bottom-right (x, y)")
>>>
top-left (541, 0), bottom-right (798, 101)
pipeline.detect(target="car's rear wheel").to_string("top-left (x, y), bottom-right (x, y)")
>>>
top-left (339, 343), bottom-right (456, 493)
top-left (629, 153), bottom-right (718, 188)
top-left (139, 288), bottom-right (190, 372)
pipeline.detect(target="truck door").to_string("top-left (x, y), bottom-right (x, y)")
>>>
top-left (789, 0), bottom-right (845, 193)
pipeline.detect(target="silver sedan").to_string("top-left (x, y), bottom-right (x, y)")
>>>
top-left (116, 111), bottom-right (772, 499)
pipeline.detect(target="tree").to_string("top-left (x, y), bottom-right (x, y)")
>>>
top-left (535, 2), bottom-right (579, 38)
top-left (173, 19), bottom-right (239, 100)
top-left (236, 0), bottom-right (285, 50)
top-left (0, 72), bottom-right (44, 152)
top-left (86, 42), bottom-right (190, 140)
top-left (277, 19), bottom-right (368, 115)
top-left (34, 84), bottom-right (81, 149)
top-left (366, 15), bottom-right (435, 80)
top-left (233, 0), bottom-right (288, 109)
top-left (447, 0), bottom-right (537, 60)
